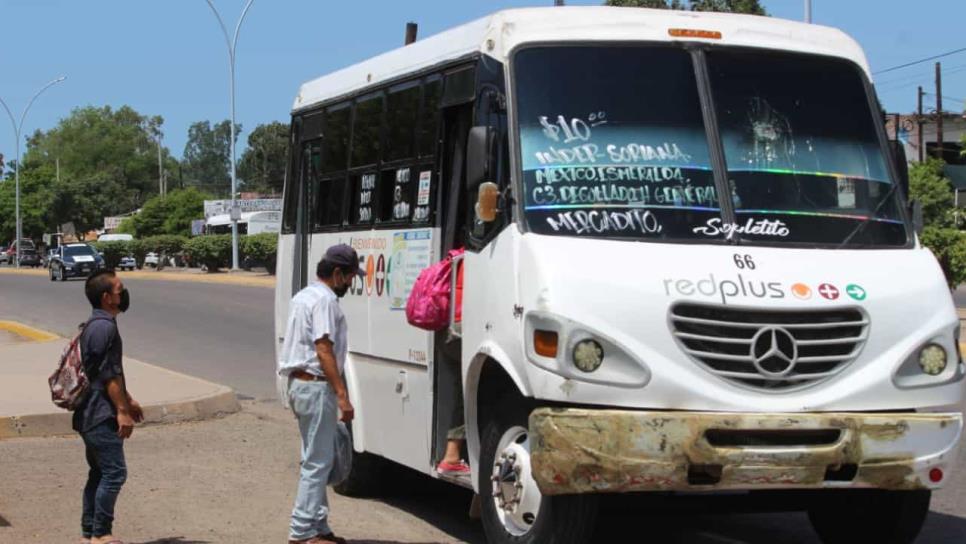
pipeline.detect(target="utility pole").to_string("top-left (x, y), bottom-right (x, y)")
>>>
top-left (917, 86), bottom-right (924, 162)
top-left (205, 0), bottom-right (255, 271)
top-left (56, 158), bottom-right (60, 183)
top-left (805, 0), bottom-right (812, 22)
top-left (936, 61), bottom-right (943, 160)
top-left (555, 0), bottom-right (564, 5)
top-left (155, 124), bottom-right (164, 197)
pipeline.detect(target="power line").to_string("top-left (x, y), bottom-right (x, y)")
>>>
top-left (874, 46), bottom-right (966, 75)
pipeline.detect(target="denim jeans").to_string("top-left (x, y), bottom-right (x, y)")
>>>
top-left (288, 379), bottom-right (338, 541)
top-left (80, 418), bottom-right (127, 539)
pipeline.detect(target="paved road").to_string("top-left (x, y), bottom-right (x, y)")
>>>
top-left (0, 272), bottom-right (277, 399)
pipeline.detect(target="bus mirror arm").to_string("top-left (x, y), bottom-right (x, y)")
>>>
top-left (467, 126), bottom-right (496, 190)
top-left (909, 199), bottom-right (924, 236)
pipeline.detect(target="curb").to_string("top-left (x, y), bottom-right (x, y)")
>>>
top-left (0, 320), bottom-right (59, 342)
top-left (0, 321), bottom-right (241, 440)
top-left (0, 388), bottom-right (240, 440)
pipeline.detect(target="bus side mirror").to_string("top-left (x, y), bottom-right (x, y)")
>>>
top-left (467, 126), bottom-right (495, 190)
top-left (475, 182), bottom-right (500, 223)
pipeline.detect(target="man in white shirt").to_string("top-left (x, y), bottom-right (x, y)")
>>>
top-left (278, 244), bottom-right (363, 544)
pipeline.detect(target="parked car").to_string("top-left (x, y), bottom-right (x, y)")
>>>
top-left (17, 248), bottom-right (42, 268)
top-left (2, 239), bottom-right (35, 265)
top-left (118, 255), bottom-right (137, 271)
top-left (48, 243), bottom-right (105, 281)
top-left (0, 245), bottom-right (7, 265)
top-left (144, 252), bottom-right (159, 268)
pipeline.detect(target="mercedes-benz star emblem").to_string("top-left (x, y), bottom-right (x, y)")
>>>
top-left (750, 326), bottom-right (798, 378)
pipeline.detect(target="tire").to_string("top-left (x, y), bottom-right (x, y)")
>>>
top-left (808, 489), bottom-right (931, 544)
top-left (58, 267), bottom-right (66, 282)
top-left (49, 267), bottom-right (55, 281)
top-left (479, 403), bottom-right (598, 544)
top-left (332, 424), bottom-right (389, 498)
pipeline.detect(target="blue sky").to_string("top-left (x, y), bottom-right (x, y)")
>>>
top-left (0, 0), bottom-right (963, 163)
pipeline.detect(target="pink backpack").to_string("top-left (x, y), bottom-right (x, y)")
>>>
top-left (48, 320), bottom-right (101, 411)
top-left (406, 249), bottom-right (464, 331)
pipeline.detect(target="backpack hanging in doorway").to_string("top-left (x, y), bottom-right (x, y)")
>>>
top-left (406, 249), bottom-right (464, 331)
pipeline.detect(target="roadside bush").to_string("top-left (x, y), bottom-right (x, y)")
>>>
top-left (96, 241), bottom-right (129, 270)
top-left (241, 233), bottom-right (278, 274)
top-left (184, 234), bottom-right (231, 272)
top-left (128, 239), bottom-right (148, 268)
top-left (921, 226), bottom-right (966, 289)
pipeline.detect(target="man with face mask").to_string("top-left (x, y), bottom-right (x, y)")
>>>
top-left (75, 270), bottom-right (143, 544)
top-left (278, 244), bottom-right (364, 544)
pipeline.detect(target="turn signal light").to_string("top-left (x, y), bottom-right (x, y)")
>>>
top-left (534, 330), bottom-right (559, 358)
top-left (669, 28), bottom-right (722, 39)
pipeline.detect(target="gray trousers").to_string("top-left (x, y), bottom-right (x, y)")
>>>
top-left (288, 379), bottom-right (338, 540)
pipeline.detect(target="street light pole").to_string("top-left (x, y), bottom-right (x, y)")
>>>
top-left (205, 0), bottom-right (254, 271)
top-left (805, 0), bottom-right (812, 23)
top-left (0, 76), bottom-right (67, 268)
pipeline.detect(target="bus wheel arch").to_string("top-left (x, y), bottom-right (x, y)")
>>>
top-left (465, 350), bottom-right (532, 490)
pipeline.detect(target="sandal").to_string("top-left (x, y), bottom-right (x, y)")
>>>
top-left (319, 534), bottom-right (347, 544)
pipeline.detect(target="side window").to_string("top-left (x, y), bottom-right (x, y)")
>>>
top-left (385, 84), bottom-right (420, 163)
top-left (350, 172), bottom-right (376, 225)
top-left (316, 175), bottom-right (347, 228)
top-left (315, 104), bottom-right (350, 230)
top-left (418, 78), bottom-right (442, 157)
top-left (377, 166), bottom-right (414, 223)
top-left (411, 165), bottom-right (434, 224)
top-left (351, 94), bottom-right (383, 168)
top-left (322, 105), bottom-right (350, 174)
top-left (281, 123), bottom-right (300, 234)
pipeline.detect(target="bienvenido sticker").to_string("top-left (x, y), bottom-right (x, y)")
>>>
top-left (692, 218), bottom-right (790, 237)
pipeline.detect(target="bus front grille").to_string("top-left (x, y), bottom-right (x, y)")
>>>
top-left (669, 303), bottom-right (869, 391)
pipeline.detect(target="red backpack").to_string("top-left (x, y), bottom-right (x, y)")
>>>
top-left (48, 319), bottom-right (105, 411)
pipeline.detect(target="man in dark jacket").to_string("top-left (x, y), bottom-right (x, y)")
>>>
top-left (74, 270), bottom-right (142, 544)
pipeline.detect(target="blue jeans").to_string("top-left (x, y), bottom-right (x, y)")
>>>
top-left (80, 418), bottom-right (127, 538)
top-left (288, 379), bottom-right (338, 540)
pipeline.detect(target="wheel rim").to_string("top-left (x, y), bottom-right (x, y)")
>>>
top-left (490, 425), bottom-right (542, 536)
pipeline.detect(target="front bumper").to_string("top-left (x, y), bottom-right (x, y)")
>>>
top-left (529, 408), bottom-right (963, 495)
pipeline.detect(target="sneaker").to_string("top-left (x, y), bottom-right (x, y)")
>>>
top-left (437, 459), bottom-right (471, 475)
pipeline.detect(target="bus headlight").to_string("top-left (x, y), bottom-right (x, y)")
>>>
top-left (573, 339), bottom-right (604, 373)
top-left (919, 344), bottom-right (948, 376)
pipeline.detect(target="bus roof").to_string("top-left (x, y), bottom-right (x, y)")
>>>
top-left (293, 7), bottom-right (868, 113)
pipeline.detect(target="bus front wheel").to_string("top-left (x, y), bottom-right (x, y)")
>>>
top-left (808, 489), bottom-right (930, 544)
top-left (478, 404), bottom-right (598, 544)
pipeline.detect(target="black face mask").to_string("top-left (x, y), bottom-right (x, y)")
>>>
top-left (333, 284), bottom-right (349, 298)
top-left (119, 288), bottom-right (130, 313)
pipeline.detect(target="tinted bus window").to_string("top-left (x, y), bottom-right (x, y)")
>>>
top-left (377, 167), bottom-right (414, 223)
top-left (351, 172), bottom-right (376, 225)
top-left (316, 176), bottom-right (347, 228)
top-left (352, 95), bottom-right (383, 167)
top-left (418, 79), bottom-right (441, 157)
top-left (323, 105), bottom-right (350, 173)
top-left (385, 84), bottom-right (420, 162)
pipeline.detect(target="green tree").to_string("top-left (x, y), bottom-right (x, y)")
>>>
top-left (20, 105), bottom-right (176, 212)
top-left (129, 188), bottom-right (211, 238)
top-left (182, 120), bottom-right (240, 195)
top-left (237, 121), bottom-right (289, 195)
top-left (909, 158), bottom-right (954, 227)
top-left (0, 167), bottom-right (55, 242)
top-left (604, 0), bottom-right (766, 14)
top-left (47, 173), bottom-right (129, 236)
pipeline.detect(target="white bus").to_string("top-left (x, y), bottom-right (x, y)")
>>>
top-left (276, 7), bottom-right (964, 543)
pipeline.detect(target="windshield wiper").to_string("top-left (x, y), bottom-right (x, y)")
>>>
top-left (835, 183), bottom-right (900, 249)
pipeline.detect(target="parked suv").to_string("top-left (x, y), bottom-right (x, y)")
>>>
top-left (48, 243), bottom-right (104, 281)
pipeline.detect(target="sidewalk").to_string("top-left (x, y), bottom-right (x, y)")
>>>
top-left (0, 264), bottom-right (275, 288)
top-left (0, 321), bottom-right (239, 439)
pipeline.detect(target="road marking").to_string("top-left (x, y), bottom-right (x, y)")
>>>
top-left (0, 321), bottom-right (59, 342)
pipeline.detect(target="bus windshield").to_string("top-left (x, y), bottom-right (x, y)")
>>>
top-left (513, 45), bottom-right (908, 247)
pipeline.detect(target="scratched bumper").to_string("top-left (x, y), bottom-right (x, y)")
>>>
top-left (529, 408), bottom-right (963, 495)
